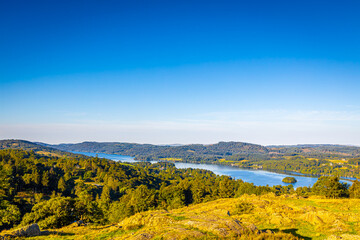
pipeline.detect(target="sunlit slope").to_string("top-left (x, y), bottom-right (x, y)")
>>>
top-left (25, 193), bottom-right (360, 240)
top-left (0, 139), bottom-right (85, 157)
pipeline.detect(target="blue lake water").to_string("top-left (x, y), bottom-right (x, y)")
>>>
top-left (73, 151), bottom-right (139, 163)
top-left (171, 162), bottom-right (317, 188)
top-left (73, 151), bottom-right (352, 188)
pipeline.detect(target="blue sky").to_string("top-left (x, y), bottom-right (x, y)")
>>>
top-left (1, 0), bottom-right (360, 145)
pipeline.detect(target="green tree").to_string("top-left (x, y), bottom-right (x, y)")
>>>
top-left (129, 185), bottom-right (156, 213)
top-left (58, 177), bottom-right (67, 193)
top-left (295, 186), bottom-right (311, 197)
top-left (108, 201), bottom-right (134, 223)
top-left (99, 185), bottom-right (111, 213)
top-left (0, 200), bottom-right (21, 229)
top-left (41, 171), bottom-right (49, 188)
top-left (159, 185), bottom-right (186, 209)
top-left (20, 197), bottom-right (75, 229)
top-left (84, 171), bottom-right (92, 180)
top-left (218, 177), bottom-right (235, 198)
top-left (32, 169), bottom-right (41, 186)
top-left (0, 165), bottom-right (11, 197)
top-left (191, 179), bottom-right (209, 204)
top-left (74, 182), bottom-right (103, 223)
top-left (312, 176), bottom-right (348, 198)
top-left (349, 180), bottom-right (360, 198)
top-left (34, 193), bottom-right (44, 203)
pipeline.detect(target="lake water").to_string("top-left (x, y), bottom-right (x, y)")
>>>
top-left (73, 151), bottom-right (139, 163)
top-left (73, 151), bottom-right (352, 188)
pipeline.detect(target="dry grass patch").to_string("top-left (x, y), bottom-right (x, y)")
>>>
top-left (6, 194), bottom-right (360, 239)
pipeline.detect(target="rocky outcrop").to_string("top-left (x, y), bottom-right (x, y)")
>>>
top-left (12, 223), bottom-right (41, 237)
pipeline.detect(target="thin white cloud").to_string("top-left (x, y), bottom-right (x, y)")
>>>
top-left (188, 109), bottom-right (360, 122)
top-left (1, 109), bottom-right (359, 145)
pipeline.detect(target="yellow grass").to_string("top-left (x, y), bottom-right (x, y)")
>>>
top-left (7, 193), bottom-right (360, 240)
top-left (159, 158), bottom-right (183, 162)
top-left (36, 151), bottom-right (62, 157)
top-left (329, 159), bottom-right (348, 164)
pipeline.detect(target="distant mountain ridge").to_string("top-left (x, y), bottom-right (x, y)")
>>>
top-left (49, 141), bottom-right (269, 160)
top-left (49, 141), bottom-right (360, 160)
top-left (2, 139), bottom-right (360, 193)
top-left (268, 144), bottom-right (360, 157)
top-left (1, 139), bottom-right (360, 160)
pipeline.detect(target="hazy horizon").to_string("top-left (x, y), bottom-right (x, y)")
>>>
top-left (2, 138), bottom-right (360, 148)
top-left (1, 1), bottom-right (359, 145)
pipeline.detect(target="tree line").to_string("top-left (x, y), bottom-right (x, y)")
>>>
top-left (0, 149), bottom-right (359, 231)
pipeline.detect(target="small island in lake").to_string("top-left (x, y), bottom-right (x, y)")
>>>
top-left (282, 177), bottom-right (297, 183)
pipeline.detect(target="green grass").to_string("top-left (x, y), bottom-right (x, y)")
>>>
top-left (170, 215), bottom-right (187, 221)
top-left (94, 229), bottom-right (127, 240)
top-left (6, 194), bottom-right (360, 240)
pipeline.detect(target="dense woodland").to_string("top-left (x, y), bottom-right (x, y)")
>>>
top-left (47, 140), bottom-right (360, 178)
top-left (51, 141), bottom-right (269, 161)
top-left (2, 140), bottom-right (360, 178)
top-left (50, 141), bottom-right (360, 159)
top-left (1, 147), bottom-right (360, 232)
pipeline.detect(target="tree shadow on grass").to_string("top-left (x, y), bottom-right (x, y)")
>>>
top-left (41, 231), bottom-right (75, 236)
top-left (265, 228), bottom-right (312, 240)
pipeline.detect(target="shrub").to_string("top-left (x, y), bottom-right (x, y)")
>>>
top-left (21, 197), bottom-right (75, 229)
top-left (233, 201), bottom-right (254, 215)
top-left (295, 186), bottom-right (311, 197)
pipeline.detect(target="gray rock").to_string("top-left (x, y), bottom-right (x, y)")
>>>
top-left (13, 223), bottom-right (41, 237)
top-left (134, 233), bottom-right (153, 240)
top-left (247, 223), bottom-right (258, 232)
top-left (77, 220), bottom-right (86, 226)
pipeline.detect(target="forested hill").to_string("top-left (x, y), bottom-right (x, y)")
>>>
top-left (2, 139), bottom-right (360, 163)
top-left (47, 141), bottom-right (360, 178)
top-left (50, 141), bottom-right (360, 160)
top-left (268, 144), bottom-right (360, 158)
top-left (0, 148), bottom-right (360, 239)
top-left (50, 141), bottom-right (269, 160)
top-left (0, 139), bottom-right (84, 158)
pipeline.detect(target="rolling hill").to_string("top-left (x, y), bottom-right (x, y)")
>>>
top-left (4, 193), bottom-right (360, 239)
top-left (0, 139), bottom-right (84, 158)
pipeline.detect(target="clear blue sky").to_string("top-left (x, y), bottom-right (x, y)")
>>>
top-left (1, 0), bottom-right (360, 145)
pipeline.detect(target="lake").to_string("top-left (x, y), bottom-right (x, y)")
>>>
top-left (73, 151), bottom-right (351, 188)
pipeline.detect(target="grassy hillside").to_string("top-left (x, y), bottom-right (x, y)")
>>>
top-left (5, 193), bottom-right (360, 240)
top-left (0, 139), bottom-right (83, 158)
